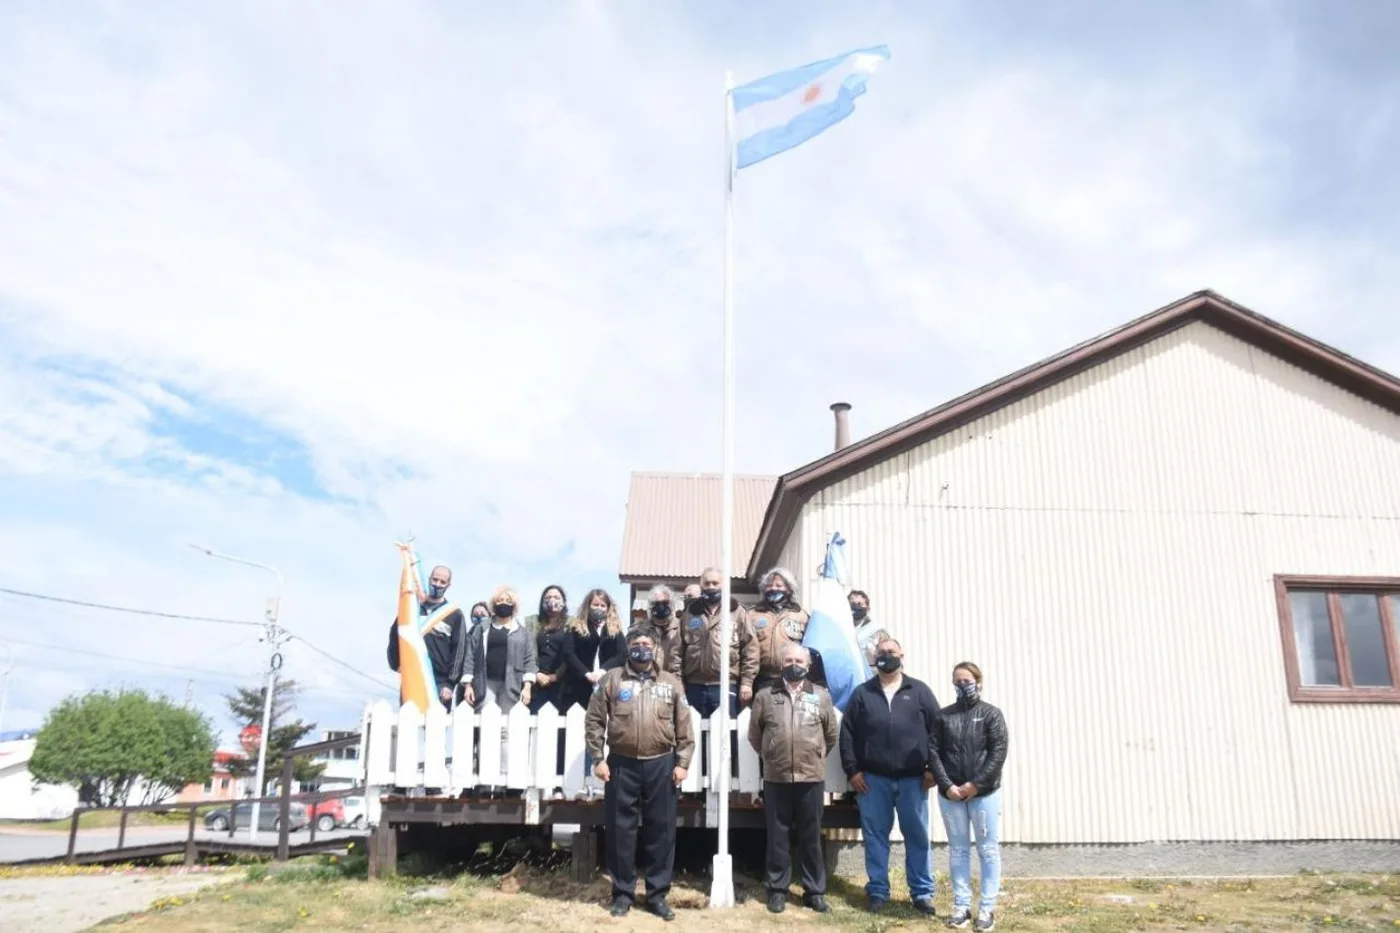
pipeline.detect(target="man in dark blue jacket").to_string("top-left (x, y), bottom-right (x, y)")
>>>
top-left (838, 637), bottom-right (940, 916)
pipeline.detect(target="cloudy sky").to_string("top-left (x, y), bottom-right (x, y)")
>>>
top-left (1, 0), bottom-right (1396, 742)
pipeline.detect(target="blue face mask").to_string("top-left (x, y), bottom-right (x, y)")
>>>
top-left (764, 590), bottom-right (786, 606)
top-left (471, 614), bottom-right (487, 625)
top-left (428, 583), bottom-right (447, 599)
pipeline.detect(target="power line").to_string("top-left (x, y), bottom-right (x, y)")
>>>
top-left (0, 586), bottom-right (262, 627)
top-left (288, 635), bottom-right (397, 693)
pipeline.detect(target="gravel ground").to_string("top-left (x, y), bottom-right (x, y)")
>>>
top-left (0, 869), bottom-right (233, 933)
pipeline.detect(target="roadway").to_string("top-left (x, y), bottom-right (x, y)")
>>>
top-left (0, 824), bottom-right (362, 864)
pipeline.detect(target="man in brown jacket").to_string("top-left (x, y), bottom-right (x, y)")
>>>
top-left (748, 643), bottom-right (838, 915)
top-left (678, 566), bottom-right (760, 716)
top-left (748, 567), bottom-right (811, 691)
top-left (585, 630), bottom-right (695, 921)
top-left (626, 584), bottom-right (683, 677)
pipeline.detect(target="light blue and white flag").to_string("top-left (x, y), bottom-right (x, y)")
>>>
top-left (802, 532), bottom-right (867, 711)
top-left (733, 45), bottom-right (891, 170)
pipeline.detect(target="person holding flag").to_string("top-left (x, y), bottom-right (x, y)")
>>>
top-left (385, 551), bottom-right (467, 710)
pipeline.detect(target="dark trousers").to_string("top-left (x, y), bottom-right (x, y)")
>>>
top-left (605, 753), bottom-right (677, 904)
top-left (764, 780), bottom-right (826, 895)
top-left (528, 681), bottom-right (567, 713)
top-left (685, 682), bottom-right (738, 717)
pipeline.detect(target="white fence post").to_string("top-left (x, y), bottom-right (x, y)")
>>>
top-left (735, 708), bottom-right (761, 794)
top-left (450, 704), bottom-right (476, 793)
top-left (422, 703), bottom-right (449, 788)
top-left (562, 705), bottom-right (591, 798)
top-left (504, 704), bottom-right (533, 789)
top-left (533, 705), bottom-right (562, 790)
top-left (679, 705), bottom-right (703, 793)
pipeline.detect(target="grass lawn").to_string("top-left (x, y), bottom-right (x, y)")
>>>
top-left (79, 857), bottom-right (1399, 932)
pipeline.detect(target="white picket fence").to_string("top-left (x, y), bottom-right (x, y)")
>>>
top-left (358, 700), bottom-right (854, 827)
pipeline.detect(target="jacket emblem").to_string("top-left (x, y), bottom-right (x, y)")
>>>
top-left (618, 686), bottom-right (634, 702)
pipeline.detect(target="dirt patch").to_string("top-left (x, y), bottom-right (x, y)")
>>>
top-left (0, 867), bottom-right (234, 933)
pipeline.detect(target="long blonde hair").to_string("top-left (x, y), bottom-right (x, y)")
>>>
top-left (568, 588), bottom-right (622, 636)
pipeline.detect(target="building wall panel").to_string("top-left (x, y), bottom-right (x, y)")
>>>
top-left (783, 323), bottom-right (1400, 843)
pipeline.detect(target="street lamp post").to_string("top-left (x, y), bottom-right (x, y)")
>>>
top-left (190, 545), bottom-right (286, 842)
top-left (0, 642), bottom-right (13, 738)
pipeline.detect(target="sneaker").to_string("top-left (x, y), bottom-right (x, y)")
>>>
top-left (913, 896), bottom-right (937, 917)
top-left (803, 894), bottom-right (830, 913)
top-left (974, 909), bottom-right (996, 931)
top-left (947, 906), bottom-right (972, 927)
top-left (608, 897), bottom-right (630, 917)
top-left (767, 892), bottom-right (787, 913)
top-left (647, 898), bottom-right (676, 921)
top-left (867, 896), bottom-right (887, 913)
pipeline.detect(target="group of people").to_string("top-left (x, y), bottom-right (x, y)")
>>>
top-left (386, 564), bottom-right (1008, 930)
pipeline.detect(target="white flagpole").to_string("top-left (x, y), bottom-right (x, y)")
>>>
top-left (710, 68), bottom-right (737, 910)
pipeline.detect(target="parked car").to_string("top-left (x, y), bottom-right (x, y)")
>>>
top-left (341, 796), bottom-right (366, 829)
top-left (203, 801), bottom-right (308, 833)
top-left (307, 797), bottom-right (344, 833)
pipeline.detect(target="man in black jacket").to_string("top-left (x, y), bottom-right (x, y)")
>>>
top-left (386, 565), bottom-right (467, 708)
top-left (838, 638), bottom-right (940, 916)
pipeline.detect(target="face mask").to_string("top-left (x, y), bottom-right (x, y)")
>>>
top-left (428, 583), bottom-right (447, 599)
top-left (651, 603), bottom-right (672, 618)
top-left (874, 653), bottom-right (901, 674)
top-left (588, 607), bottom-right (606, 623)
top-left (764, 590), bottom-right (786, 606)
top-left (781, 664), bottom-right (807, 683)
top-left (702, 588), bottom-right (722, 604)
top-left (955, 681), bottom-right (979, 701)
top-left (544, 598), bottom-right (563, 614)
top-left (492, 603), bottom-right (514, 619)
top-left (850, 604), bottom-right (867, 621)
top-left (628, 645), bottom-right (653, 666)
top-left (471, 614), bottom-right (487, 625)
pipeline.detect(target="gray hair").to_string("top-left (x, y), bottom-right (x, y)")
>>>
top-left (759, 566), bottom-right (799, 598)
top-left (699, 566), bottom-right (723, 582)
top-left (779, 643), bottom-right (811, 663)
top-left (647, 583), bottom-right (674, 603)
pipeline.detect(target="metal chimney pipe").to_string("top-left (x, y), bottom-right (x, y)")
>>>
top-left (830, 402), bottom-right (852, 451)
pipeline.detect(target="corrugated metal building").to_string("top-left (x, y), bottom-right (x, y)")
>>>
top-left (622, 290), bottom-right (1400, 847)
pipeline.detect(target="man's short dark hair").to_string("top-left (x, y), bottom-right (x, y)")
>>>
top-left (849, 589), bottom-right (869, 603)
top-left (627, 629), bottom-right (653, 644)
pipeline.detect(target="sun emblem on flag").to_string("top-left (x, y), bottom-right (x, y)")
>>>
top-left (802, 83), bottom-right (821, 104)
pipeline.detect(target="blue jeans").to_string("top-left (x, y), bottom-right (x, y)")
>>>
top-left (937, 789), bottom-right (1002, 911)
top-left (684, 682), bottom-right (738, 717)
top-left (855, 773), bottom-right (934, 901)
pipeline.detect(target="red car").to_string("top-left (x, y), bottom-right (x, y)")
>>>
top-left (307, 798), bottom-right (344, 832)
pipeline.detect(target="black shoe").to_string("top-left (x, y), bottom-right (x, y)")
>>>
top-left (803, 894), bottom-right (830, 913)
top-left (914, 896), bottom-right (938, 917)
top-left (608, 897), bottom-right (630, 917)
top-left (867, 896), bottom-right (887, 913)
top-left (767, 892), bottom-right (787, 913)
top-left (647, 898), bottom-right (675, 921)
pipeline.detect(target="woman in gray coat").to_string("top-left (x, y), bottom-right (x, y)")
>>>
top-left (461, 586), bottom-right (537, 791)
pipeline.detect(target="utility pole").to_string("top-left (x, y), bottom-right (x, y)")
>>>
top-left (183, 679), bottom-right (194, 708)
top-left (190, 544), bottom-right (285, 842)
top-left (0, 642), bottom-right (13, 738)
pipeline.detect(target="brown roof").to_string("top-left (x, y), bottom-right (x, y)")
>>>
top-left (619, 472), bottom-right (778, 582)
top-left (747, 289), bottom-right (1400, 577)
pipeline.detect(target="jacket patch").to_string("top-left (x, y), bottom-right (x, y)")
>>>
top-left (783, 618), bottom-right (804, 638)
top-left (618, 686), bottom-right (634, 702)
top-left (687, 617), bottom-right (703, 630)
top-left (753, 617), bottom-right (768, 629)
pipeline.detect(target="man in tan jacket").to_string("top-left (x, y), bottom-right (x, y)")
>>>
top-left (586, 630), bottom-right (695, 921)
top-left (748, 643), bottom-right (838, 915)
top-left (678, 565), bottom-right (760, 716)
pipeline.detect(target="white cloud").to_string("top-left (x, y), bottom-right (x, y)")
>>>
top-left (0, 1), bottom-right (1396, 736)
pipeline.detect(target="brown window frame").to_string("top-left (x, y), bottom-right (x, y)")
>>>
top-left (1274, 575), bottom-right (1400, 704)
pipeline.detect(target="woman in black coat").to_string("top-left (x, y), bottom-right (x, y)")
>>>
top-left (561, 588), bottom-right (626, 710)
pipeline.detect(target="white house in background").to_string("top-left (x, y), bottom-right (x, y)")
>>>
top-left (306, 729), bottom-right (362, 791)
top-left (621, 290), bottom-right (1400, 856)
top-left (0, 738), bottom-right (79, 820)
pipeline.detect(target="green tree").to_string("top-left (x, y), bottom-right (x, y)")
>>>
top-left (30, 689), bottom-right (215, 807)
top-left (224, 678), bottom-right (325, 790)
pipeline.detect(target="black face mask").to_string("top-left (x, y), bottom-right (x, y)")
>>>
top-left (651, 603), bottom-right (672, 619)
top-left (427, 583), bottom-right (447, 599)
top-left (628, 645), bottom-right (654, 666)
top-left (850, 604), bottom-right (867, 621)
top-left (874, 653), bottom-right (901, 674)
top-left (492, 603), bottom-right (514, 619)
top-left (781, 664), bottom-right (807, 683)
top-left (588, 607), bottom-right (606, 623)
top-left (702, 588), bottom-right (723, 603)
top-left (687, 598), bottom-right (706, 616)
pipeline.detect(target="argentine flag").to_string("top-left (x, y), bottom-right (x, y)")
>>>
top-left (801, 532), bottom-right (867, 711)
top-left (733, 45), bottom-right (891, 170)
